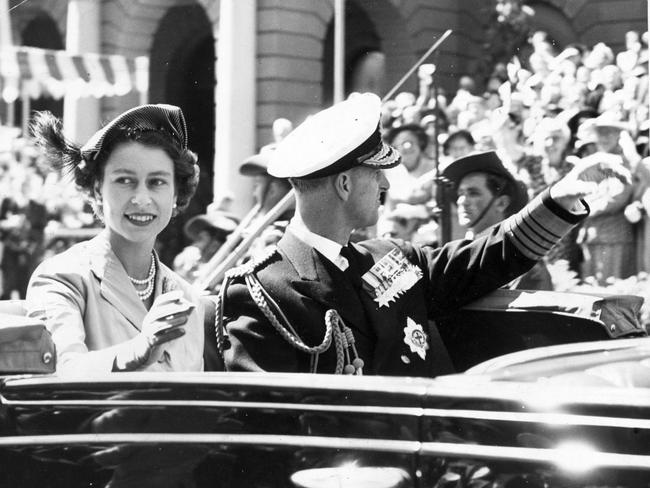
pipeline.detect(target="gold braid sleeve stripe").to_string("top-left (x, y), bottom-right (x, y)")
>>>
top-left (503, 192), bottom-right (578, 261)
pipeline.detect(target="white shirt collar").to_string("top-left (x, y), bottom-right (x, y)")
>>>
top-left (288, 218), bottom-right (349, 270)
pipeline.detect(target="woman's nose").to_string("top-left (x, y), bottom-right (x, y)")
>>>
top-left (130, 188), bottom-right (152, 206)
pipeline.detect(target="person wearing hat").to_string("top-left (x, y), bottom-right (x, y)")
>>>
top-left (26, 104), bottom-right (204, 374)
top-left (217, 92), bottom-right (626, 377)
top-left (239, 147), bottom-right (293, 224)
top-left (442, 151), bottom-right (552, 291)
top-left (238, 146), bottom-right (294, 262)
top-left (173, 209), bottom-right (239, 282)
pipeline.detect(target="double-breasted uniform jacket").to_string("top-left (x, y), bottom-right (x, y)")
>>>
top-left (221, 190), bottom-right (586, 376)
top-left (26, 232), bottom-right (204, 374)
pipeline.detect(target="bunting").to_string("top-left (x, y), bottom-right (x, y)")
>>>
top-left (0, 45), bottom-right (148, 102)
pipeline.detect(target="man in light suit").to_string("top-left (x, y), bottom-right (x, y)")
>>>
top-left (217, 93), bottom-right (626, 376)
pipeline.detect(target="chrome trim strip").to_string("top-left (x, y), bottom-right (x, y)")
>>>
top-left (1, 434), bottom-right (648, 470)
top-left (4, 399), bottom-right (649, 431)
top-left (0, 434), bottom-right (420, 454)
top-left (0, 399), bottom-right (423, 417)
top-left (421, 441), bottom-right (650, 470)
top-left (2, 372), bottom-right (431, 395)
top-left (422, 408), bottom-right (650, 429)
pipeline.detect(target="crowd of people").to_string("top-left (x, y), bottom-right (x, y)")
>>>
top-left (0, 134), bottom-right (96, 299)
top-left (373, 29), bottom-right (650, 288)
top-left (1, 30), bottom-right (649, 301)
top-left (183, 29), bottom-right (650, 293)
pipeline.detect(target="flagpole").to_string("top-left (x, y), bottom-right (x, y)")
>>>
top-left (0, 0), bottom-right (11, 47)
top-left (333, 0), bottom-right (345, 103)
top-left (0, 0), bottom-right (14, 126)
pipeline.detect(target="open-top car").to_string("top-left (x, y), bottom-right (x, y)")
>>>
top-left (0, 289), bottom-right (648, 487)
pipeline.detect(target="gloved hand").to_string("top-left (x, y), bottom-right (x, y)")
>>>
top-left (113, 290), bottom-right (196, 371)
top-left (550, 152), bottom-right (632, 212)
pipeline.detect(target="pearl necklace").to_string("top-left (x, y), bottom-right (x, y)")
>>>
top-left (128, 253), bottom-right (156, 301)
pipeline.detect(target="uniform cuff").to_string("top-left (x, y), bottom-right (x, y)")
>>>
top-left (503, 188), bottom-right (587, 261)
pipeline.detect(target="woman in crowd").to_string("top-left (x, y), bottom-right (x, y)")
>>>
top-left (577, 115), bottom-right (637, 282)
top-left (26, 104), bottom-right (205, 374)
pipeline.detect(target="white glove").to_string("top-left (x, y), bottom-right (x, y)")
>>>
top-left (550, 152), bottom-right (631, 212)
top-left (114, 290), bottom-right (195, 371)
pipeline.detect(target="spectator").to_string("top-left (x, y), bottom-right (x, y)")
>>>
top-left (442, 129), bottom-right (476, 164)
top-left (237, 147), bottom-right (294, 263)
top-left (239, 147), bottom-right (293, 229)
top-left (577, 148), bottom-right (635, 283)
top-left (625, 156), bottom-right (650, 272)
top-left (378, 203), bottom-right (434, 246)
top-left (384, 123), bottom-right (436, 206)
top-left (530, 117), bottom-right (583, 273)
top-left (173, 210), bottom-right (239, 282)
top-left (442, 151), bottom-right (553, 291)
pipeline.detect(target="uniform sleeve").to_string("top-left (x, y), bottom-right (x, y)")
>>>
top-left (26, 265), bottom-right (131, 375)
top-left (222, 281), bottom-right (301, 373)
top-left (416, 188), bottom-right (586, 316)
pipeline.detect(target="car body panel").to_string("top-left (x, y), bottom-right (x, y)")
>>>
top-left (1, 349), bottom-right (650, 487)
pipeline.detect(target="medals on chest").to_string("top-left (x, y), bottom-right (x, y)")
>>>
top-left (403, 317), bottom-right (429, 360)
top-left (361, 248), bottom-right (423, 308)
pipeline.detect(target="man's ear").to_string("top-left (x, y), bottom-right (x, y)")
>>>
top-left (333, 171), bottom-right (353, 201)
top-left (495, 194), bottom-right (511, 214)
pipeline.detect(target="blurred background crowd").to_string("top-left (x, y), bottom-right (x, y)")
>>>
top-left (1, 29), bottom-right (649, 316)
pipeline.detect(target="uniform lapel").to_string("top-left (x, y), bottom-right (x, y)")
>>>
top-left (88, 232), bottom-right (147, 331)
top-left (278, 231), bottom-right (369, 334)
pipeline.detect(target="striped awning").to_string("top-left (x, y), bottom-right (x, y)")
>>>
top-left (0, 46), bottom-right (148, 103)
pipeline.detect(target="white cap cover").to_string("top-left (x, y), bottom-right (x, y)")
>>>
top-left (268, 93), bottom-right (400, 179)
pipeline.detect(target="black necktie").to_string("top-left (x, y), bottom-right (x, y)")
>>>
top-left (340, 245), bottom-right (362, 290)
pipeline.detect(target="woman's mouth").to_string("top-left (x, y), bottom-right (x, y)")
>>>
top-left (125, 213), bottom-right (156, 226)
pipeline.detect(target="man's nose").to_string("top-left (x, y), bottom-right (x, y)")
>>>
top-left (379, 170), bottom-right (390, 190)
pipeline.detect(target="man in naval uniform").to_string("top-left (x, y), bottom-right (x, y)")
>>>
top-left (216, 93), bottom-right (627, 377)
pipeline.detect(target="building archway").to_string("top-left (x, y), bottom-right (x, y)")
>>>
top-left (321, 0), bottom-right (413, 106)
top-left (150, 4), bottom-right (216, 264)
top-left (528, 1), bottom-right (579, 53)
top-left (13, 11), bottom-right (65, 127)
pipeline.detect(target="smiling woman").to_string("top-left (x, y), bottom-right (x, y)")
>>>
top-left (25, 105), bottom-right (205, 374)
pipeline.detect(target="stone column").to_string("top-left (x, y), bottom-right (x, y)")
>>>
top-left (213, 0), bottom-right (256, 217)
top-left (63, 0), bottom-right (101, 144)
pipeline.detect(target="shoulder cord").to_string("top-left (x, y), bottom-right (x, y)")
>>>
top-left (213, 250), bottom-right (278, 358)
top-left (214, 265), bottom-right (363, 374)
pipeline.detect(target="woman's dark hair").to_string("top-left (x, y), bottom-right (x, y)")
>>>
top-left (31, 111), bottom-right (199, 211)
top-left (443, 130), bottom-right (475, 155)
top-left (385, 123), bottom-right (428, 151)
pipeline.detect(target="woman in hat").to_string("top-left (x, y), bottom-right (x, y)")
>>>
top-left (26, 104), bottom-right (204, 374)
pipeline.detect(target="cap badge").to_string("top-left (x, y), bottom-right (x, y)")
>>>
top-left (403, 317), bottom-right (429, 360)
top-left (361, 248), bottom-right (423, 308)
